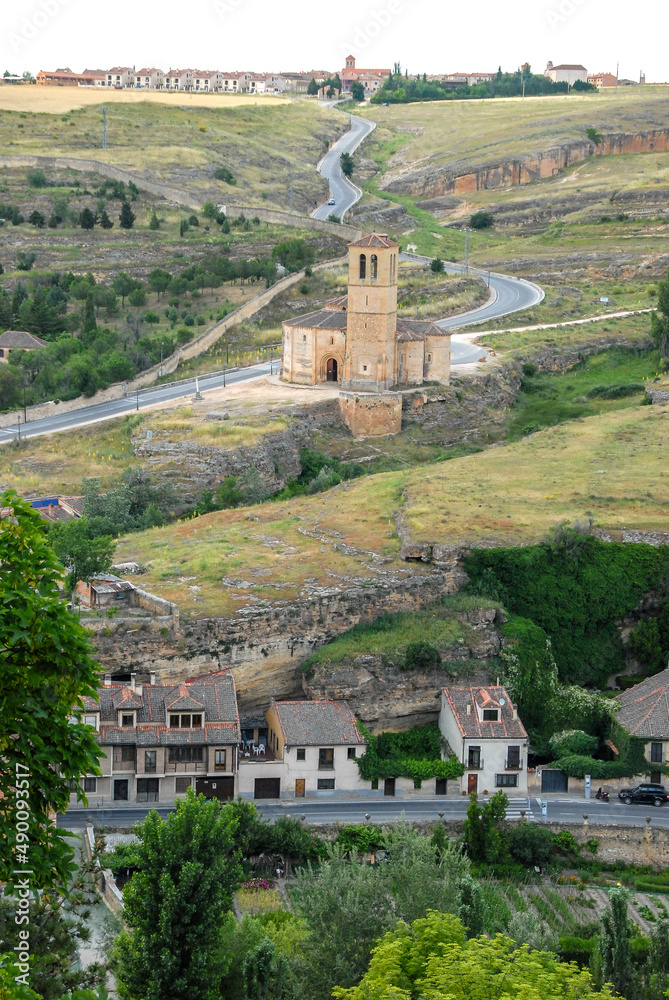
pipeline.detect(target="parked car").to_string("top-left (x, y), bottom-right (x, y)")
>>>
top-left (328, 197), bottom-right (336, 205)
top-left (618, 784), bottom-right (669, 807)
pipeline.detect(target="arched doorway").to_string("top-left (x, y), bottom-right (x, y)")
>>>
top-left (326, 358), bottom-right (338, 382)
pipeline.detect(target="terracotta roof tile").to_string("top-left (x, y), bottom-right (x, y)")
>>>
top-left (617, 668), bottom-right (669, 738)
top-left (273, 700), bottom-right (366, 746)
top-left (443, 685), bottom-right (527, 740)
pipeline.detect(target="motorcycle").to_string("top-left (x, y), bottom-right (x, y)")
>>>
top-left (595, 788), bottom-right (610, 802)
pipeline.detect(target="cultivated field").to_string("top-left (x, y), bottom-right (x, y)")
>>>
top-left (0, 85), bottom-right (292, 114)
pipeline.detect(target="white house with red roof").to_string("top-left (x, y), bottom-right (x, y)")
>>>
top-left (439, 685), bottom-right (529, 795)
top-left (544, 61), bottom-right (588, 85)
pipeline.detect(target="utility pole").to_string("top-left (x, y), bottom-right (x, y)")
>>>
top-left (289, 173), bottom-right (294, 214)
top-left (160, 340), bottom-right (164, 377)
top-left (136, 387), bottom-right (139, 411)
top-left (522, 79), bottom-right (526, 99)
top-left (23, 384), bottom-right (27, 422)
top-left (464, 228), bottom-right (471, 274)
top-left (17, 415), bottom-right (20, 441)
top-left (102, 106), bottom-right (107, 149)
top-left (616, 62), bottom-right (619, 93)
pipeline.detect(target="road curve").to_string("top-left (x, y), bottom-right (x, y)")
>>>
top-left (312, 113), bottom-right (376, 222)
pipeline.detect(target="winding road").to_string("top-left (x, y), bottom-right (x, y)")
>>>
top-left (0, 113), bottom-right (543, 442)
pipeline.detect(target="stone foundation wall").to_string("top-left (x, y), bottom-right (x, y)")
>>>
top-left (339, 391), bottom-right (402, 439)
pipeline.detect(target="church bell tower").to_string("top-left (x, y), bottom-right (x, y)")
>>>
top-left (341, 233), bottom-right (400, 392)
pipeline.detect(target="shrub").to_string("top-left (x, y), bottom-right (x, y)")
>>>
top-left (144, 311), bottom-right (160, 324)
top-left (586, 383), bottom-right (645, 399)
top-left (403, 641), bottom-right (441, 672)
top-left (508, 823), bottom-right (554, 867)
top-left (27, 167), bottom-right (48, 187)
top-left (299, 282), bottom-right (309, 295)
top-left (470, 211), bottom-right (494, 229)
top-left (549, 730), bottom-right (599, 758)
top-left (214, 166), bottom-right (236, 184)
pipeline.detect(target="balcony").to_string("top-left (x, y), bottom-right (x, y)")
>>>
top-left (165, 761), bottom-right (206, 773)
top-left (467, 758), bottom-right (484, 770)
top-left (113, 757), bottom-right (136, 771)
top-left (136, 791), bottom-right (159, 803)
top-left (505, 758), bottom-right (524, 771)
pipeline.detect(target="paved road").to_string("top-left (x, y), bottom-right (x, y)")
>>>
top-left (0, 361), bottom-right (276, 444)
top-left (312, 113), bottom-right (376, 222)
top-left (58, 795), bottom-right (669, 830)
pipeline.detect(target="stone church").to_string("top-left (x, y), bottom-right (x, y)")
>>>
top-left (280, 234), bottom-right (452, 438)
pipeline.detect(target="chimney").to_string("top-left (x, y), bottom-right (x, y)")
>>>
top-left (130, 672), bottom-right (136, 692)
top-left (466, 703), bottom-right (471, 716)
top-left (103, 673), bottom-right (112, 687)
top-left (496, 676), bottom-right (500, 687)
top-left (150, 671), bottom-right (157, 686)
top-left (512, 706), bottom-right (518, 720)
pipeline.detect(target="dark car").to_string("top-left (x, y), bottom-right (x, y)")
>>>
top-left (618, 783), bottom-right (669, 807)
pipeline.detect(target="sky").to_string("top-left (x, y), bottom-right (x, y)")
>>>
top-left (2, 0), bottom-right (667, 83)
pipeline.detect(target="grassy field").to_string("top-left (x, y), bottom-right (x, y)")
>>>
top-left (478, 312), bottom-right (654, 354)
top-left (0, 98), bottom-right (345, 212)
top-left (112, 396), bottom-right (669, 617)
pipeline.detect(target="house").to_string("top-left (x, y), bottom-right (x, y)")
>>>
top-left (341, 55), bottom-right (390, 95)
top-left (70, 671), bottom-right (240, 806)
top-left (248, 74), bottom-right (267, 94)
top-left (616, 668), bottom-right (669, 783)
top-left (544, 61), bottom-right (588, 85)
top-left (75, 573), bottom-right (137, 608)
top-left (36, 68), bottom-right (104, 86)
top-left (588, 72), bottom-right (618, 88)
top-left (164, 69), bottom-right (193, 91)
top-left (27, 494), bottom-right (84, 522)
top-left (0, 329), bottom-right (47, 363)
top-left (438, 686), bottom-right (529, 796)
top-left (193, 70), bottom-right (222, 92)
top-left (238, 699), bottom-right (368, 800)
top-left (106, 67), bottom-right (133, 88)
top-left (281, 234), bottom-right (451, 390)
top-left (134, 68), bottom-right (164, 89)
top-left (445, 71), bottom-right (495, 87)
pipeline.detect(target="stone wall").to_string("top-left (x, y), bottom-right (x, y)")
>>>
top-left (339, 391), bottom-right (403, 439)
top-left (385, 129), bottom-right (669, 199)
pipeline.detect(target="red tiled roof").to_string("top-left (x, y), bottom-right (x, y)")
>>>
top-left (272, 700), bottom-right (366, 746)
top-left (443, 685), bottom-right (528, 740)
top-left (349, 233), bottom-right (399, 249)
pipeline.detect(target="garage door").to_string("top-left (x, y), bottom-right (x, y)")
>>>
top-left (195, 776), bottom-right (234, 801)
top-left (541, 769), bottom-right (568, 793)
top-left (254, 777), bottom-right (281, 799)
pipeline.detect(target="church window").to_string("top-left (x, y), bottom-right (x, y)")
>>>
top-left (370, 254), bottom-right (378, 279)
top-left (365, 295), bottom-right (368, 305)
top-left (427, 354), bottom-right (432, 362)
top-left (303, 335), bottom-right (306, 342)
top-left (359, 254), bottom-right (366, 279)
top-left (362, 365), bottom-right (368, 371)
top-left (330, 337), bottom-right (334, 345)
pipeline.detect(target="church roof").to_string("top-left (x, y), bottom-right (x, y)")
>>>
top-left (397, 319), bottom-right (449, 340)
top-left (324, 295), bottom-right (348, 310)
top-left (283, 305), bottom-right (450, 339)
top-left (283, 308), bottom-right (347, 330)
top-left (348, 233), bottom-right (399, 249)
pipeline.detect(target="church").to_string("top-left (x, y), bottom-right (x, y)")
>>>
top-left (280, 234), bottom-right (452, 392)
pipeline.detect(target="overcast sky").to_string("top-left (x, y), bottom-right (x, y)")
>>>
top-left (2, 0), bottom-right (667, 83)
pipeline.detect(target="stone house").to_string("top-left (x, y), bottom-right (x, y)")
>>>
top-left (438, 685), bottom-right (529, 796)
top-left (0, 330), bottom-right (47, 363)
top-left (70, 672), bottom-right (240, 806)
top-left (238, 700), bottom-right (368, 800)
top-left (75, 574), bottom-right (136, 608)
top-left (617, 668), bottom-right (669, 783)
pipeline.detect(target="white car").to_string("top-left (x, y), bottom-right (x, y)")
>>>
top-left (328, 197), bottom-right (336, 205)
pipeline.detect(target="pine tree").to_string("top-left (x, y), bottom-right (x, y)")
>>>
top-left (599, 887), bottom-right (633, 997)
top-left (119, 200), bottom-right (136, 229)
top-left (79, 206), bottom-right (97, 230)
top-left (651, 268), bottom-right (669, 360)
top-left (149, 209), bottom-right (160, 230)
top-left (82, 293), bottom-right (97, 334)
top-left (98, 208), bottom-right (114, 229)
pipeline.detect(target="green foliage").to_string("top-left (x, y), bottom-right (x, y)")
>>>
top-left (113, 788), bottom-right (243, 1000)
top-left (600, 887), bottom-right (633, 997)
top-left (430, 256), bottom-right (445, 272)
top-left (275, 447), bottom-right (365, 501)
top-left (349, 81), bottom-right (365, 102)
top-left (78, 470), bottom-right (177, 536)
top-left (119, 201), bottom-right (135, 230)
top-left (333, 911), bottom-right (612, 1000)
top-left (585, 382), bottom-right (645, 399)
top-left (27, 168), bottom-right (48, 187)
top-left (357, 724), bottom-right (463, 783)
top-left (465, 532), bottom-right (669, 687)
top-left (549, 729), bottom-right (599, 758)
top-left (271, 238), bottom-right (316, 273)
top-left (587, 126), bottom-right (603, 143)
top-left (500, 616), bottom-right (559, 734)
top-left (340, 151), bottom-right (354, 178)
top-left (651, 269), bottom-right (669, 360)
top-left (214, 166), bottom-right (236, 184)
top-left (335, 824), bottom-right (384, 854)
top-left (79, 207), bottom-right (96, 230)
top-left (457, 875), bottom-right (485, 938)
top-left (470, 211), bottom-right (494, 229)
top-left (508, 823), bottom-right (554, 867)
top-left (50, 515), bottom-right (115, 594)
top-left (462, 791), bottom-right (509, 865)
top-left (16, 251), bottom-right (36, 271)
top-left (628, 614), bottom-right (668, 672)
top-left (403, 640), bottom-right (441, 671)
top-left (0, 492), bottom-right (102, 890)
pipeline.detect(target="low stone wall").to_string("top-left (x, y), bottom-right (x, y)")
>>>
top-left (134, 586), bottom-right (179, 624)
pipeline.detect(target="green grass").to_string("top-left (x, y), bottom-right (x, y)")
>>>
top-left (505, 348), bottom-right (660, 440)
top-left (478, 313), bottom-right (653, 354)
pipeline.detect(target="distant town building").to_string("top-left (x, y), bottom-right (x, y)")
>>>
top-left (134, 68), bottom-right (164, 89)
top-left (588, 72), bottom-right (618, 88)
top-left (106, 66), bottom-right (134, 88)
top-left (544, 61), bottom-right (588, 85)
top-left (445, 71), bottom-right (495, 86)
top-left (36, 68), bottom-right (104, 86)
top-left (163, 69), bottom-right (193, 91)
top-left (617, 668), bottom-right (669, 784)
top-left (0, 329), bottom-right (47, 362)
top-left (26, 495), bottom-right (84, 523)
top-left (341, 55), bottom-right (391, 95)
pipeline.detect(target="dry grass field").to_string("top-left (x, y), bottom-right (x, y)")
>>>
top-left (0, 85), bottom-right (292, 114)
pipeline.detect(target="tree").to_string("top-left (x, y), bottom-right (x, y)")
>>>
top-left (404, 640), bottom-right (441, 671)
top-left (651, 268), bottom-right (669, 361)
top-left (98, 208), bottom-right (114, 229)
top-left (0, 492), bottom-right (102, 891)
top-left (16, 251), bottom-right (36, 271)
top-left (307, 77), bottom-right (318, 96)
top-left (0, 365), bottom-right (22, 410)
top-left (647, 916), bottom-right (669, 1000)
top-left (149, 209), bottom-right (160, 230)
top-left (599, 887), bottom-right (633, 997)
top-left (340, 151), bottom-right (354, 177)
top-left (79, 207), bottom-right (97, 230)
top-left (456, 875), bottom-right (485, 939)
top-left (462, 791), bottom-right (509, 864)
top-left (267, 816), bottom-right (320, 878)
top-left (50, 516), bottom-right (115, 606)
top-left (113, 788), bottom-right (242, 1000)
top-left (82, 294), bottom-right (97, 335)
top-left (28, 209), bottom-right (45, 228)
top-left (148, 267), bottom-right (171, 297)
top-left (112, 271), bottom-right (136, 307)
top-left (333, 911), bottom-right (614, 1000)
top-left (430, 256), bottom-right (445, 273)
top-left (350, 81), bottom-right (365, 102)
top-left (119, 200), bottom-right (135, 229)
top-left (470, 210), bottom-right (494, 229)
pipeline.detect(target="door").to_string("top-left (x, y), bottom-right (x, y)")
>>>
top-left (436, 778), bottom-right (447, 795)
top-left (467, 774), bottom-right (478, 795)
top-left (295, 779), bottom-right (305, 798)
top-left (254, 777), bottom-right (281, 799)
top-left (384, 778), bottom-right (396, 797)
top-left (114, 779), bottom-right (128, 801)
top-left (196, 776), bottom-right (234, 801)
top-left (541, 769), bottom-right (568, 793)
top-left (136, 778), bottom-right (159, 803)
top-left (326, 358), bottom-right (338, 382)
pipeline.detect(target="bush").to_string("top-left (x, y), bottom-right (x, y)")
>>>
top-left (586, 382), bottom-right (645, 399)
top-left (470, 211), bottom-right (494, 229)
top-left (299, 282), bottom-right (309, 295)
top-left (508, 823), bottom-right (554, 867)
top-left (549, 730), bottom-right (599, 758)
top-left (214, 166), bottom-right (236, 184)
top-left (27, 167), bottom-right (48, 187)
top-left (403, 641), bottom-right (442, 672)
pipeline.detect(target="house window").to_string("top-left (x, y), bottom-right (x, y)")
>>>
top-left (359, 254), bottom-right (366, 279)
top-left (296, 748), bottom-right (306, 761)
top-left (506, 746), bottom-right (521, 769)
top-left (370, 254), bottom-right (378, 279)
top-left (191, 715), bottom-right (202, 728)
top-left (317, 778), bottom-right (335, 790)
top-left (651, 743), bottom-right (664, 763)
top-left (496, 774), bottom-right (518, 788)
top-left (121, 714), bottom-right (134, 727)
top-left (467, 746), bottom-right (481, 769)
top-left (145, 751), bottom-right (157, 773)
top-left (215, 749), bottom-right (226, 770)
top-left (169, 714), bottom-right (180, 727)
top-left (482, 709), bottom-right (498, 721)
top-left (83, 714), bottom-right (98, 729)
top-left (83, 777), bottom-right (96, 793)
top-left (121, 746), bottom-right (136, 762)
top-left (318, 748), bottom-right (334, 770)
top-left (175, 776), bottom-right (191, 793)
top-left (348, 748), bottom-right (357, 760)
top-left (168, 747), bottom-right (204, 763)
